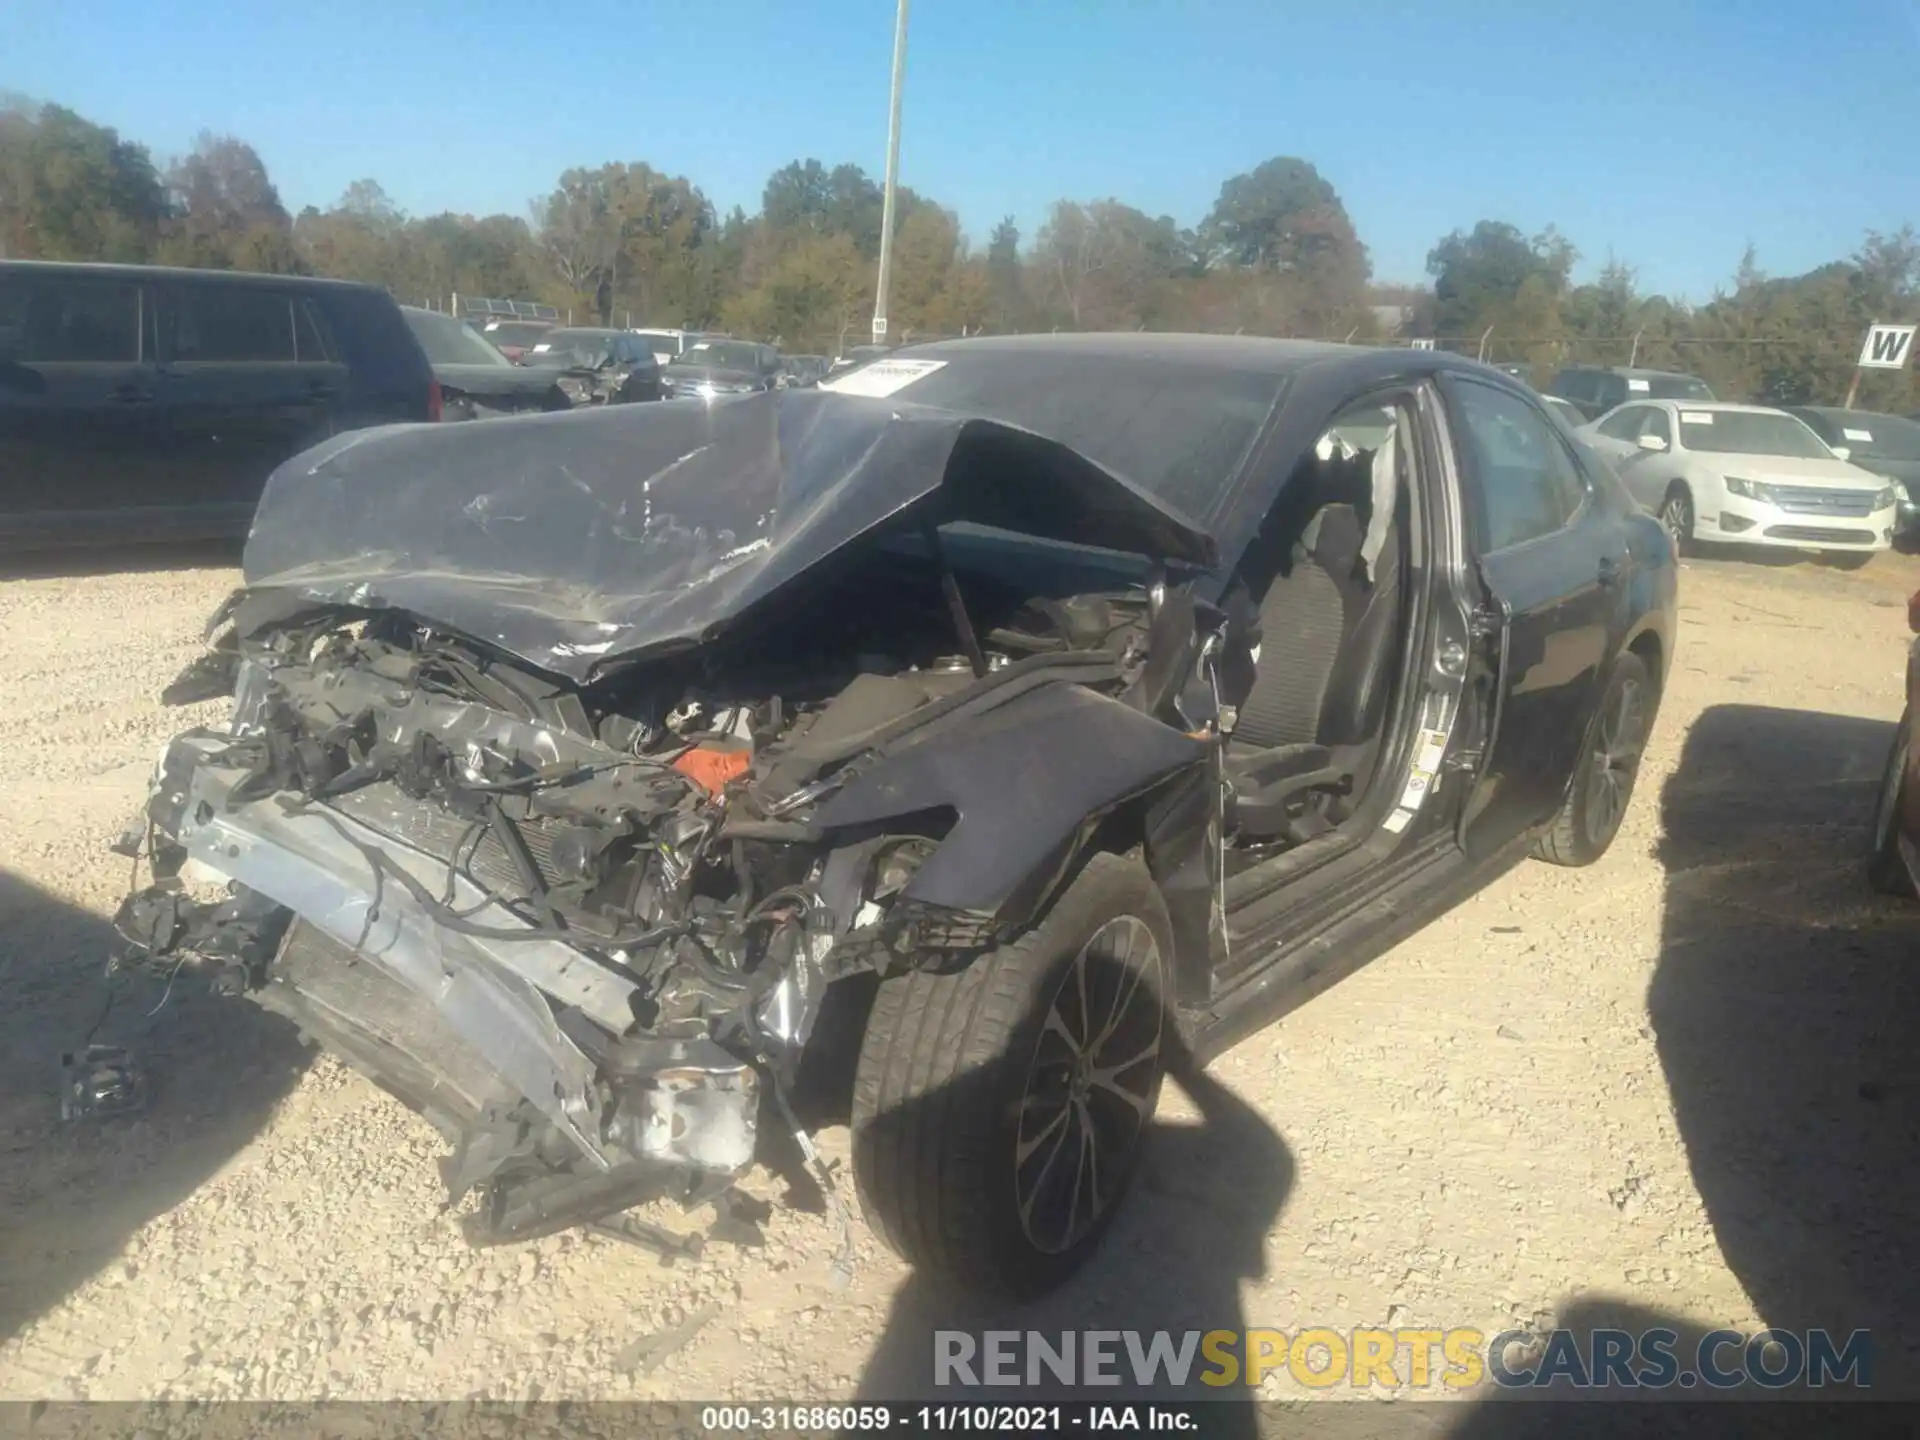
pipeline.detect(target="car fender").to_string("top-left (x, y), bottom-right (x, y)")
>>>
top-left (811, 680), bottom-right (1212, 935)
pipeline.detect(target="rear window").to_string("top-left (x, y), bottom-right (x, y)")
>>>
top-left (0, 274), bottom-right (141, 363)
top-left (1639, 374), bottom-right (1714, 402)
top-left (169, 286), bottom-right (298, 363)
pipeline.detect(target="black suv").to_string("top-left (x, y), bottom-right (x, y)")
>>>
top-left (0, 261), bottom-right (436, 550)
top-left (1547, 365), bottom-right (1715, 422)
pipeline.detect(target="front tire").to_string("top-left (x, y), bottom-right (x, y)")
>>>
top-left (1869, 708), bottom-right (1915, 897)
top-left (1534, 651), bottom-right (1656, 867)
top-left (850, 853), bottom-right (1171, 1298)
top-left (1659, 487), bottom-right (1697, 557)
top-left (1825, 551), bottom-right (1875, 571)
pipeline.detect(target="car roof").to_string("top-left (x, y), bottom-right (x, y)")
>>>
top-left (0, 258), bottom-right (384, 295)
top-left (1647, 400), bottom-right (1790, 416)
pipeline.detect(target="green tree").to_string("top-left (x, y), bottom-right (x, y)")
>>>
top-left (0, 98), bottom-right (168, 261)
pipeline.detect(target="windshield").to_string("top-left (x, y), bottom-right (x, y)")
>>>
top-left (1678, 409), bottom-right (1833, 459)
top-left (404, 309), bottom-right (512, 368)
top-left (521, 330), bottom-right (616, 367)
top-left (1640, 374), bottom-right (1715, 401)
top-left (477, 321), bottom-right (552, 350)
top-left (1813, 412), bottom-right (1920, 463)
top-left (672, 340), bottom-right (762, 371)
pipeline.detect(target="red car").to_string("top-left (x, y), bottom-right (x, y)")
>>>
top-left (1870, 585), bottom-right (1920, 894)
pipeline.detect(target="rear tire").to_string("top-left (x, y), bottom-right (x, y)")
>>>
top-left (1534, 651), bottom-right (1656, 867)
top-left (850, 853), bottom-right (1171, 1298)
top-left (1869, 708), bottom-right (1915, 897)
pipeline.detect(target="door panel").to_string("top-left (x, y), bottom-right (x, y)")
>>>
top-left (1441, 375), bottom-right (1619, 858)
top-left (154, 283), bottom-right (345, 528)
top-left (0, 271), bottom-right (169, 540)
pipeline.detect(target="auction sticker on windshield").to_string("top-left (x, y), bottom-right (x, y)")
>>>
top-left (1628, 378), bottom-right (1650, 392)
top-left (820, 358), bottom-right (949, 397)
top-left (1845, 428), bottom-right (1874, 443)
top-left (1681, 411), bottom-right (1714, 425)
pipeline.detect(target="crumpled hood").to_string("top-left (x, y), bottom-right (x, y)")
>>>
top-left (238, 389), bottom-right (1216, 683)
top-left (431, 363), bottom-right (565, 400)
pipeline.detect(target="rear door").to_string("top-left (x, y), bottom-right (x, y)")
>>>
top-left (153, 281), bottom-right (347, 528)
top-left (0, 268), bottom-right (169, 542)
top-left (1441, 374), bottom-right (1622, 860)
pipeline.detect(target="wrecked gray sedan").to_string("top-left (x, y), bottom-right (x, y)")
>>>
top-left (112, 335), bottom-right (1675, 1297)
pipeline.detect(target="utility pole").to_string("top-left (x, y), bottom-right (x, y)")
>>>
top-left (871, 0), bottom-right (910, 348)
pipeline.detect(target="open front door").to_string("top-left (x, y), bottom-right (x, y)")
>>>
top-left (1440, 375), bottom-right (1618, 861)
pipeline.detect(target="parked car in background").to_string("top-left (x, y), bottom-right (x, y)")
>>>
top-left (630, 328), bottom-right (709, 367)
top-left (662, 338), bottom-right (783, 398)
top-left (520, 328), bottom-right (664, 404)
top-left (1870, 579), bottom-right (1920, 896)
top-left (401, 307), bottom-right (571, 421)
top-left (1548, 365), bottom-right (1715, 422)
top-left (476, 319), bottom-right (556, 362)
top-left (827, 343), bottom-right (895, 378)
top-left (781, 353), bottom-right (829, 387)
top-left (1787, 407), bottom-right (1920, 540)
top-left (1576, 400), bottom-right (1897, 567)
top-left (122, 335), bottom-right (1674, 1297)
top-left (0, 260), bottom-right (436, 549)
top-left (1541, 394), bottom-right (1586, 429)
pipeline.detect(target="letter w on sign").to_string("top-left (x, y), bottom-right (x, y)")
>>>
top-left (1858, 324), bottom-right (1917, 370)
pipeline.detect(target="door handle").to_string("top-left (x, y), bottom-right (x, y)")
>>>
top-left (109, 383), bottom-right (154, 404)
top-left (306, 383), bottom-right (338, 400)
top-left (1597, 555), bottom-right (1623, 587)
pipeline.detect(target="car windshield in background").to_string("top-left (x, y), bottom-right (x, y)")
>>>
top-left (1643, 375), bottom-right (1714, 401)
top-left (479, 321), bottom-right (551, 350)
top-left (672, 341), bottom-right (760, 370)
top-left (633, 331), bottom-right (682, 355)
top-left (522, 330), bottom-right (616, 367)
top-left (1826, 413), bottom-right (1920, 462)
top-left (405, 309), bottom-right (512, 368)
top-left (1679, 410), bottom-right (1832, 459)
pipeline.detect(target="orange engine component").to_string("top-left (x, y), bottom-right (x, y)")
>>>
top-left (673, 744), bottom-right (752, 793)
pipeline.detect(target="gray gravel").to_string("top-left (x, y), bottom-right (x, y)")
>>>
top-left (2, 544), bottom-right (1915, 1401)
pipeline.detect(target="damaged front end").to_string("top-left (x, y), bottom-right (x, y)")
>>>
top-left (118, 566), bottom-right (1217, 1263)
top-left (109, 390), bottom-right (1225, 1263)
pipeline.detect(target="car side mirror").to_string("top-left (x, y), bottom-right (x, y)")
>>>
top-left (1636, 432), bottom-right (1668, 452)
top-left (1831, 446), bottom-right (1851, 462)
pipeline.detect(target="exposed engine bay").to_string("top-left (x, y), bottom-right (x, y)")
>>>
top-left (111, 531), bottom-right (1209, 1264)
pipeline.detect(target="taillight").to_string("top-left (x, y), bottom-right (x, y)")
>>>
top-left (1907, 586), bottom-right (1920, 634)
top-left (427, 378), bottom-right (443, 422)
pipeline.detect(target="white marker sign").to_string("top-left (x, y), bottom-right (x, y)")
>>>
top-left (1858, 323), bottom-right (1917, 370)
top-left (1409, 338), bottom-right (1435, 351)
top-left (818, 358), bottom-right (948, 398)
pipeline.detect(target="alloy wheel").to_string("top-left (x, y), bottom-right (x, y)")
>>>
top-left (1585, 675), bottom-right (1649, 847)
top-left (1013, 916), bottom-right (1164, 1255)
top-left (1660, 493), bottom-right (1692, 552)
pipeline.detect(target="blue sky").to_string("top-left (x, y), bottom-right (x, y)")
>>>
top-left (8, 1), bottom-right (1918, 300)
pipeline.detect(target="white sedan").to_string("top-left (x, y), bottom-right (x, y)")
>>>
top-left (1576, 400), bottom-right (1900, 568)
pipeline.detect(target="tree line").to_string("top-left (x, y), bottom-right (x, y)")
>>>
top-left (2, 95), bottom-right (1914, 409)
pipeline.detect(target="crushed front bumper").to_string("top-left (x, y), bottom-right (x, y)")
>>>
top-left (124, 732), bottom-right (760, 1210)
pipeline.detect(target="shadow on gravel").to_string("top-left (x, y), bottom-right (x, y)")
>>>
top-left (0, 539), bottom-right (242, 582)
top-left (853, 1010), bottom-right (1293, 1436)
top-left (1646, 704), bottom-right (1920, 1390)
top-left (0, 868), bottom-right (308, 1348)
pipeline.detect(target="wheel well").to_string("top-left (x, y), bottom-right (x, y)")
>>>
top-left (1663, 479), bottom-right (1692, 506)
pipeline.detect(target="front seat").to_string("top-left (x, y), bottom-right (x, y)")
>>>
top-left (1227, 451), bottom-right (1404, 841)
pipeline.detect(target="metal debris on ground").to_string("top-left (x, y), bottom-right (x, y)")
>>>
top-left (614, 1304), bottom-right (723, 1375)
top-left (58, 1044), bottom-right (148, 1121)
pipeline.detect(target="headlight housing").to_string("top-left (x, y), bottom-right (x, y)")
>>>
top-left (1723, 474), bottom-right (1770, 501)
top-left (1874, 484), bottom-right (1900, 511)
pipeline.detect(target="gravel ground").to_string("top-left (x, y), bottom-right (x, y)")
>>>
top-left (2, 542), bottom-right (1917, 1403)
